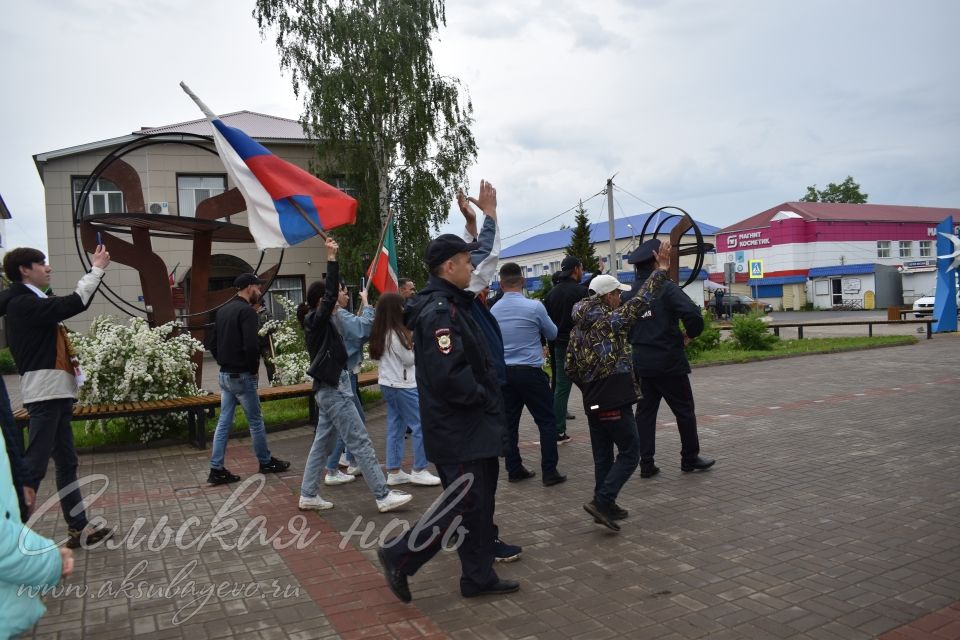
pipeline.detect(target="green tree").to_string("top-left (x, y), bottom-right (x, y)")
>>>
top-left (253, 0), bottom-right (477, 285)
top-left (530, 274), bottom-right (553, 301)
top-left (800, 176), bottom-right (868, 204)
top-left (566, 201), bottom-right (601, 274)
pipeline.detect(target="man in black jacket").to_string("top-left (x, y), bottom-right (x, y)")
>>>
top-left (624, 239), bottom-right (715, 478)
top-left (543, 256), bottom-right (588, 443)
top-left (207, 273), bottom-right (289, 484)
top-left (378, 181), bottom-right (520, 602)
top-left (1, 245), bottom-right (114, 548)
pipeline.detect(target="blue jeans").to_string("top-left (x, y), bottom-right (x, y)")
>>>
top-left (324, 372), bottom-right (363, 470)
top-left (586, 404), bottom-right (640, 508)
top-left (210, 372), bottom-right (272, 469)
top-left (302, 371), bottom-right (388, 500)
top-left (381, 385), bottom-right (428, 470)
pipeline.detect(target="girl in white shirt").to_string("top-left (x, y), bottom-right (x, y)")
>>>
top-left (368, 294), bottom-right (440, 486)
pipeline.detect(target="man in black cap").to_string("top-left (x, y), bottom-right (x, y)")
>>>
top-left (377, 180), bottom-right (521, 602)
top-left (544, 256), bottom-right (588, 443)
top-left (207, 272), bottom-right (290, 484)
top-left (622, 239), bottom-right (715, 478)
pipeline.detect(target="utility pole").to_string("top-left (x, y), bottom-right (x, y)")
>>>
top-left (606, 175), bottom-right (616, 275)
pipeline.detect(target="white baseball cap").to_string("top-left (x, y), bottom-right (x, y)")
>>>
top-left (589, 274), bottom-right (631, 296)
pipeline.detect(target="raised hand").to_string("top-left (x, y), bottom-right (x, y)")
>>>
top-left (467, 180), bottom-right (497, 222)
top-left (325, 236), bottom-right (339, 261)
top-left (91, 244), bottom-right (111, 270)
top-left (457, 188), bottom-right (478, 238)
top-left (655, 239), bottom-right (672, 269)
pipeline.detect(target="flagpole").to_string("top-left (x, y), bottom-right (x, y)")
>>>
top-left (364, 209), bottom-right (395, 295)
top-left (286, 197), bottom-right (329, 241)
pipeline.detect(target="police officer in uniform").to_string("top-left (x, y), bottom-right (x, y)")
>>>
top-left (377, 182), bottom-right (520, 602)
top-left (623, 239), bottom-right (715, 477)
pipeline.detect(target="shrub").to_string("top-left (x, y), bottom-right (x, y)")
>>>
top-left (730, 312), bottom-right (779, 351)
top-left (0, 348), bottom-right (16, 375)
top-left (685, 310), bottom-right (721, 356)
top-left (71, 317), bottom-right (205, 442)
top-left (260, 295), bottom-right (309, 385)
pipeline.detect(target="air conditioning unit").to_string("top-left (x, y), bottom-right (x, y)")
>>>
top-left (148, 201), bottom-right (170, 215)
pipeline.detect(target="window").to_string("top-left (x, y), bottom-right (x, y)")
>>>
top-left (177, 175), bottom-right (226, 217)
top-left (264, 276), bottom-right (305, 321)
top-left (877, 241), bottom-right (890, 258)
top-left (72, 177), bottom-right (124, 219)
top-left (898, 241), bottom-right (912, 258)
top-left (920, 240), bottom-right (933, 257)
top-left (330, 174), bottom-right (358, 198)
top-left (549, 260), bottom-right (560, 273)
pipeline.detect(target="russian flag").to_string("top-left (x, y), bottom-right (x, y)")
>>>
top-left (181, 82), bottom-right (357, 249)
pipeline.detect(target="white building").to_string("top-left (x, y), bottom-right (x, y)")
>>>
top-left (713, 202), bottom-right (959, 310)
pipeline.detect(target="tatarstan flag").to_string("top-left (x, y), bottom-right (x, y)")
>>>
top-left (366, 220), bottom-right (399, 294)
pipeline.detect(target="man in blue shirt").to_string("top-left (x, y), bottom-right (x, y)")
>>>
top-left (491, 263), bottom-right (566, 486)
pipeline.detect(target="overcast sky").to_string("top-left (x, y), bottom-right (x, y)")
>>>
top-left (2, 0), bottom-right (957, 254)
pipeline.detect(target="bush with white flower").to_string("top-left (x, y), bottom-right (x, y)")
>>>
top-left (260, 295), bottom-right (309, 385)
top-left (71, 316), bottom-right (205, 442)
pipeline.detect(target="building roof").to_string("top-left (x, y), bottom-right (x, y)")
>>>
top-left (0, 193), bottom-right (10, 220)
top-left (136, 110), bottom-right (309, 139)
top-left (502, 212), bottom-right (720, 259)
top-left (808, 263), bottom-right (877, 278)
top-left (720, 202), bottom-right (960, 234)
top-left (34, 111), bottom-right (310, 169)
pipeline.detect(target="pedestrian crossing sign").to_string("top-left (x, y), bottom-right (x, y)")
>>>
top-left (749, 259), bottom-right (764, 279)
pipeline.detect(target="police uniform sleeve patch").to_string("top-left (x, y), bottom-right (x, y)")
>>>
top-left (435, 328), bottom-right (453, 354)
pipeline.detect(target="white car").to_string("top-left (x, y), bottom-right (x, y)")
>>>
top-left (913, 291), bottom-right (960, 317)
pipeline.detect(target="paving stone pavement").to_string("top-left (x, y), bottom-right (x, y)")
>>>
top-left (14, 334), bottom-right (960, 639)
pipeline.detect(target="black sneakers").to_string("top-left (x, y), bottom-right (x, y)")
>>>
top-left (494, 538), bottom-right (522, 563)
top-left (66, 525), bottom-right (115, 549)
top-left (556, 433), bottom-right (571, 445)
top-left (208, 467), bottom-right (241, 485)
top-left (640, 465), bottom-right (660, 478)
top-left (584, 500), bottom-right (621, 532)
top-left (507, 466), bottom-right (536, 483)
top-left (259, 457), bottom-right (291, 473)
top-left (681, 456), bottom-right (716, 472)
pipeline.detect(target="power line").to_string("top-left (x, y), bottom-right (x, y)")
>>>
top-left (613, 184), bottom-right (657, 210)
top-left (501, 189), bottom-right (606, 240)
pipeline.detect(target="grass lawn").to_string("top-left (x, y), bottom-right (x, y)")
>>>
top-left (689, 335), bottom-right (917, 366)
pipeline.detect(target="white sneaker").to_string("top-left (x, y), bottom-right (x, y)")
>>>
top-left (338, 454), bottom-right (350, 467)
top-left (409, 469), bottom-right (441, 486)
top-left (298, 495), bottom-right (333, 511)
top-left (324, 470), bottom-right (357, 485)
top-left (346, 465), bottom-right (363, 476)
top-left (376, 490), bottom-right (413, 513)
top-left (387, 470), bottom-right (412, 486)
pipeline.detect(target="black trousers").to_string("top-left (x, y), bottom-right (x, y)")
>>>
top-left (634, 375), bottom-right (701, 466)
top-left (24, 398), bottom-right (89, 530)
top-left (502, 366), bottom-right (559, 476)
top-left (384, 457), bottom-right (499, 594)
top-left (586, 405), bottom-right (639, 507)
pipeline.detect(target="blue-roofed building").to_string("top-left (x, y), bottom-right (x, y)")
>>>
top-left (499, 211), bottom-right (719, 307)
